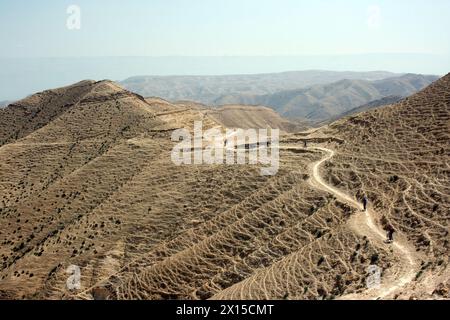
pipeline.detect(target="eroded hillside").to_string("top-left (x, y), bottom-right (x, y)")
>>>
top-left (315, 73), bottom-right (450, 298)
top-left (0, 76), bottom-right (448, 300)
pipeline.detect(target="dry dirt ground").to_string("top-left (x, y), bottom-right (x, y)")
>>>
top-left (0, 75), bottom-right (448, 300)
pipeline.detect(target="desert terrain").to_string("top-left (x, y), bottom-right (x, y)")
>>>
top-left (120, 70), bottom-right (400, 105)
top-left (213, 74), bottom-right (438, 122)
top-left (0, 74), bottom-right (448, 300)
top-left (122, 72), bottom-right (438, 124)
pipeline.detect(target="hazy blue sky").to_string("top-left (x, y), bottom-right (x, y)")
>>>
top-left (1, 0), bottom-right (450, 57)
top-left (0, 0), bottom-right (449, 100)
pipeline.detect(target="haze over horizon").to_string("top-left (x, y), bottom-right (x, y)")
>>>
top-left (1, 55), bottom-right (449, 101)
top-left (1, 0), bottom-right (449, 100)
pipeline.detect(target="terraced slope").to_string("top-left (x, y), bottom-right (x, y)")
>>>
top-left (0, 76), bottom-right (448, 300)
top-left (0, 81), bottom-right (170, 298)
top-left (64, 147), bottom-right (391, 301)
top-left (315, 73), bottom-right (450, 298)
top-left (0, 81), bottom-right (96, 146)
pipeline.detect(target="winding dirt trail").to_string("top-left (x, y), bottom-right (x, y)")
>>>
top-left (308, 146), bottom-right (419, 300)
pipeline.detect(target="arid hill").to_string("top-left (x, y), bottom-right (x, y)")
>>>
top-left (206, 74), bottom-right (450, 300)
top-left (338, 95), bottom-right (403, 118)
top-left (0, 76), bottom-right (448, 300)
top-left (0, 80), bottom-right (169, 146)
top-left (316, 73), bottom-right (450, 298)
top-left (317, 95), bottom-right (403, 126)
top-left (143, 98), bottom-right (305, 133)
top-left (121, 70), bottom-right (399, 105)
top-left (214, 74), bottom-right (438, 123)
top-left (206, 105), bottom-right (307, 133)
top-left (0, 81), bottom-right (97, 146)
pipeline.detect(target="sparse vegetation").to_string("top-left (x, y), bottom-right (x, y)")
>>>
top-left (0, 75), bottom-right (448, 300)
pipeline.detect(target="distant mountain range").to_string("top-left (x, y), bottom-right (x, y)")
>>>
top-left (121, 71), bottom-right (438, 124)
top-left (338, 95), bottom-right (404, 119)
top-left (214, 74), bottom-right (439, 122)
top-left (121, 70), bottom-right (400, 104)
top-left (316, 95), bottom-right (403, 126)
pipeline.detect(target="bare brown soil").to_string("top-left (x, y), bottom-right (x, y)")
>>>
top-left (0, 75), bottom-right (448, 300)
